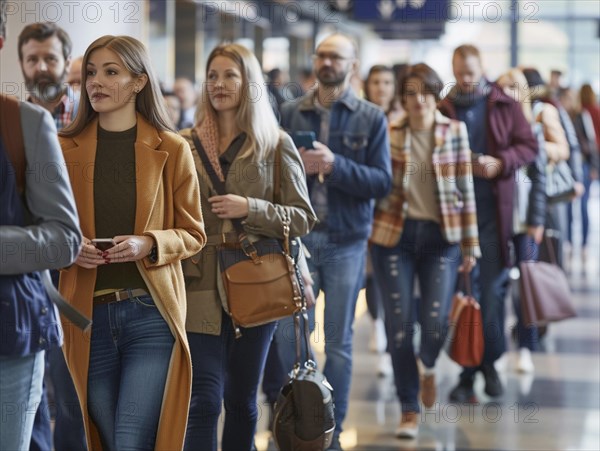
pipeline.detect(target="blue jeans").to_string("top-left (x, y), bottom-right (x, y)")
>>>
top-left (185, 312), bottom-right (276, 451)
top-left (462, 214), bottom-right (510, 379)
top-left (275, 231), bottom-right (367, 432)
top-left (568, 162), bottom-right (592, 246)
top-left (87, 295), bottom-right (174, 451)
top-left (512, 234), bottom-right (540, 350)
top-left (372, 220), bottom-right (461, 413)
top-left (0, 351), bottom-right (45, 451)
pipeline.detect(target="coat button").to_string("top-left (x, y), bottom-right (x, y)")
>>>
top-left (39, 337), bottom-right (46, 345)
top-left (41, 307), bottom-right (48, 315)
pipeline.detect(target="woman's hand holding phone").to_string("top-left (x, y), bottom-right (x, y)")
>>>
top-left (102, 235), bottom-right (155, 263)
top-left (76, 236), bottom-right (155, 267)
top-left (75, 237), bottom-right (110, 269)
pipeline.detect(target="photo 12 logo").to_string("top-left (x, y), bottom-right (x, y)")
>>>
top-left (4, 1), bottom-right (141, 25)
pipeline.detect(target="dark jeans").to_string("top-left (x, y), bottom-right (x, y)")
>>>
top-left (461, 215), bottom-right (510, 379)
top-left (185, 312), bottom-right (276, 451)
top-left (30, 269), bottom-right (87, 451)
top-left (372, 219), bottom-right (461, 413)
top-left (87, 295), bottom-right (174, 451)
top-left (30, 348), bottom-right (86, 451)
top-left (365, 246), bottom-right (384, 321)
top-left (512, 234), bottom-right (540, 350)
top-left (261, 335), bottom-right (286, 404)
top-left (568, 162), bottom-right (592, 247)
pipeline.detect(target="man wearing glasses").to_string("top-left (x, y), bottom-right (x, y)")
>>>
top-left (277, 33), bottom-right (392, 450)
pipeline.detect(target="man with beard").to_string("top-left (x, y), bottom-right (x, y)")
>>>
top-left (277, 33), bottom-right (392, 450)
top-left (18, 22), bottom-right (79, 129)
top-left (438, 45), bottom-right (538, 402)
top-left (18, 22), bottom-right (85, 451)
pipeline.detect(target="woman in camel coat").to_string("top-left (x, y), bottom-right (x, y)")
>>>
top-left (58, 35), bottom-right (205, 450)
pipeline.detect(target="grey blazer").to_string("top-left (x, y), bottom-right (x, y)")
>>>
top-left (0, 101), bottom-right (81, 275)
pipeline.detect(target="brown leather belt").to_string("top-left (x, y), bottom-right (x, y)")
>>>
top-left (93, 289), bottom-right (148, 306)
top-left (205, 232), bottom-right (239, 246)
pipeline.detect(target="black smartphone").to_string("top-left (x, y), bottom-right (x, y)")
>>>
top-left (291, 131), bottom-right (316, 150)
top-left (92, 238), bottom-right (116, 251)
top-left (471, 152), bottom-right (483, 161)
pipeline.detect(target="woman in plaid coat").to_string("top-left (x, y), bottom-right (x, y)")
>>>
top-left (370, 63), bottom-right (480, 439)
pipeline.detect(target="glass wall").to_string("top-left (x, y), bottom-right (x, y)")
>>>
top-left (359, 0), bottom-right (599, 92)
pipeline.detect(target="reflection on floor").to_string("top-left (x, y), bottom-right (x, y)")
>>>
top-left (256, 185), bottom-right (600, 450)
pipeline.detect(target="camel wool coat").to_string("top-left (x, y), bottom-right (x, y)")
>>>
top-left (58, 115), bottom-right (206, 450)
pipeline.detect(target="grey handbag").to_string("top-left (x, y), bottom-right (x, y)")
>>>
top-left (519, 236), bottom-right (576, 326)
top-left (545, 160), bottom-right (576, 204)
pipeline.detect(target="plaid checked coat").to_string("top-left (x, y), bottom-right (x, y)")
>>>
top-left (371, 111), bottom-right (481, 258)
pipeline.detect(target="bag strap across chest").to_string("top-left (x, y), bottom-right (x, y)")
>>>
top-left (191, 129), bottom-right (289, 261)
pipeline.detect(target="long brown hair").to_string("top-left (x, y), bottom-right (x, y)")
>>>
top-left (195, 43), bottom-right (280, 161)
top-left (61, 35), bottom-right (175, 137)
top-left (580, 84), bottom-right (598, 109)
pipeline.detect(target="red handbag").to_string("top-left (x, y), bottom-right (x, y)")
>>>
top-left (447, 273), bottom-right (484, 367)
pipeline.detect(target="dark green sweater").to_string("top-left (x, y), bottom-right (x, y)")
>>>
top-left (94, 125), bottom-right (148, 293)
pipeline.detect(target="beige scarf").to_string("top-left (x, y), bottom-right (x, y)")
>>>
top-left (196, 113), bottom-right (225, 182)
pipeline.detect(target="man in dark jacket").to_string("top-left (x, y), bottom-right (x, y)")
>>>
top-left (0, 6), bottom-right (81, 449)
top-left (277, 33), bottom-right (392, 450)
top-left (439, 45), bottom-right (537, 402)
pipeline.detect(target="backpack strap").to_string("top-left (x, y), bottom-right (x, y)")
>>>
top-left (0, 94), bottom-right (25, 193)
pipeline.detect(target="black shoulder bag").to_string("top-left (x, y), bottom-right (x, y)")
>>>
top-left (272, 309), bottom-right (336, 451)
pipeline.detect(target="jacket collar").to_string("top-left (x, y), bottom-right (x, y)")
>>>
top-left (299, 86), bottom-right (359, 112)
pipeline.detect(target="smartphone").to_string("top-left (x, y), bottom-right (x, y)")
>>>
top-left (291, 131), bottom-right (316, 150)
top-left (471, 152), bottom-right (483, 162)
top-left (92, 238), bottom-right (116, 251)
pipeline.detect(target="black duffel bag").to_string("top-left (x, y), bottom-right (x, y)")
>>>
top-left (272, 310), bottom-right (336, 451)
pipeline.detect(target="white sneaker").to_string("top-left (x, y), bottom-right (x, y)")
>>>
top-left (369, 318), bottom-right (387, 353)
top-left (396, 412), bottom-right (419, 439)
top-left (517, 348), bottom-right (535, 373)
top-left (377, 353), bottom-right (393, 377)
top-left (518, 373), bottom-right (534, 396)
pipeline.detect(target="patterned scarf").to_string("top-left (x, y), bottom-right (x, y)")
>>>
top-left (196, 113), bottom-right (225, 181)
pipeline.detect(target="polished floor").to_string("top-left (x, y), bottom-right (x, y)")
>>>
top-left (255, 184), bottom-right (600, 451)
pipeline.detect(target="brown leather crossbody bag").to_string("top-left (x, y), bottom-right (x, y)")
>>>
top-left (192, 131), bottom-right (303, 335)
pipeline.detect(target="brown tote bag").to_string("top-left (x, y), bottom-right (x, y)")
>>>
top-left (447, 272), bottom-right (484, 367)
top-left (519, 236), bottom-right (576, 326)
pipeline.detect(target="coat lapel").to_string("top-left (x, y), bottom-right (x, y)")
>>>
top-left (133, 114), bottom-right (167, 234)
top-left (67, 119), bottom-right (99, 239)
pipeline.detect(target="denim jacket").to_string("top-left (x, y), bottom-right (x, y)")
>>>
top-left (280, 89), bottom-right (392, 243)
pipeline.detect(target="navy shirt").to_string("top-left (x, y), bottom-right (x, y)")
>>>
top-left (456, 98), bottom-right (496, 221)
